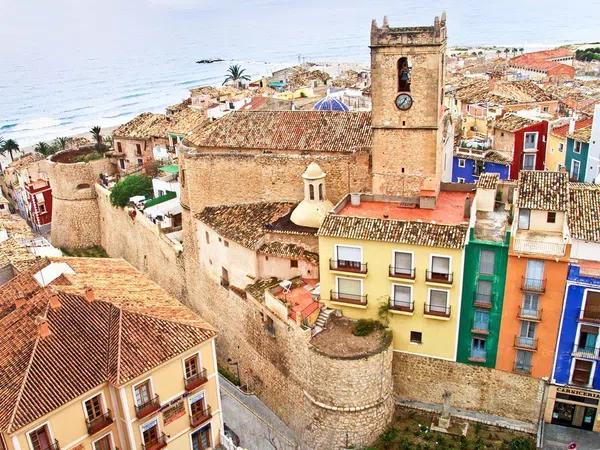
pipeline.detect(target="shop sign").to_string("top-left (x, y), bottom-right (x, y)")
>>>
top-left (557, 386), bottom-right (600, 400)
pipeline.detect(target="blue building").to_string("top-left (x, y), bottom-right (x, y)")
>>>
top-left (452, 150), bottom-right (510, 184)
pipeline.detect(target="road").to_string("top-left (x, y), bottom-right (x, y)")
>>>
top-left (543, 424), bottom-right (600, 450)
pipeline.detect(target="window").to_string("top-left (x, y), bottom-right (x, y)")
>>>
top-left (574, 141), bottom-right (583, 154)
top-left (571, 160), bottom-right (581, 181)
top-left (134, 380), bottom-right (152, 407)
top-left (318, 183), bottom-right (324, 201)
top-left (522, 293), bottom-right (540, 316)
top-left (518, 208), bottom-right (530, 230)
top-left (205, 231), bottom-right (210, 244)
top-left (337, 277), bottom-right (362, 297)
top-left (473, 310), bottom-right (489, 332)
top-left (471, 337), bottom-right (486, 360)
top-left (576, 325), bottom-right (598, 353)
top-left (290, 259), bottom-right (298, 268)
top-left (397, 57), bottom-right (411, 92)
top-left (392, 251), bottom-right (413, 277)
top-left (543, 106), bottom-right (549, 112)
top-left (522, 153), bottom-right (536, 170)
top-left (571, 359), bottom-right (593, 386)
top-left (475, 280), bottom-right (493, 305)
top-left (185, 354), bottom-right (200, 380)
top-left (515, 350), bottom-right (533, 373)
top-left (583, 290), bottom-right (600, 321)
top-left (136, 143), bottom-right (142, 155)
top-left (391, 284), bottom-right (412, 309)
top-left (558, 143), bottom-right (564, 152)
top-left (524, 132), bottom-right (537, 150)
top-left (137, 158), bottom-right (143, 166)
top-left (85, 394), bottom-right (104, 421)
top-left (29, 424), bottom-right (52, 450)
top-left (478, 250), bottom-right (495, 275)
top-left (457, 177), bottom-right (465, 183)
top-left (458, 158), bottom-right (466, 168)
top-left (335, 245), bottom-right (362, 270)
top-left (38, 203), bottom-right (47, 214)
top-left (181, 169), bottom-right (186, 187)
top-left (517, 320), bottom-right (537, 348)
top-left (265, 316), bottom-right (275, 336)
top-left (191, 425), bottom-right (211, 450)
top-left (309, 184), bottom-right (315, 200)
top-left (525, 260), bottom-right (545, 286)
top-left (547, 211), bottom-right (556, 223)
top-left (221, 267), bottom-right (229, 288)
top-left (428, 289), bottom-right (449, 314)
top-left (119, 159), bottom-right (125, 170)
top-left (141, 419), bottom-right (160, 448)
top-left (94, 435), bottom-right (112, 450)
top-left (429, 255), bottom-right (451, 281)
top-left (410, 331), bottom-right (422, 344)
top-left (117, 142), bottom-right (122, 152)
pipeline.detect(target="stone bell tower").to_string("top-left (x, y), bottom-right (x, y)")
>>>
top-left (370, 13), bottom-right (447, 196)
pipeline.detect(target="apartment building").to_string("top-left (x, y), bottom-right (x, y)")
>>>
top-left (497, 171), bottom-right (570, 378)
top-left (317, 189), bottom-right (469, 360)
top-left (0, 257), bottom-right (222, 450)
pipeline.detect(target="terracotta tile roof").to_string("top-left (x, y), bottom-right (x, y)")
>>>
top-left (318, 215), bottom-right (468, 249)
top-left (569, 125), bottom-right (592, 143)
top-left (113, 112), bottom-right (167, 139)
top-left (196, 202), bottom-right (295, 249)
top-left (456, 79), bottom-right (554, 105)
top-left (568, 183), bottom-right (600, 243)
top-left (258, 241), bottom-right (319, 264)
top-left (509, 48), bottom-right (574, 75)
top-left (0, 259), bottom-right (216, 432)
top-left (477, 173), bottom-right (500, 190)
top-left (0, 215), bottom-right (34, 240)
top-left (551, 118), bottom-right (593, 138)
top-left (165, 107), bottom-right (208, 135)
top-left (7, 153), bottom-right (45, 170)
top-left (494, 114), bottom-right (540, 132)
top-left (185, 111), bottom-right (372, 152)
top-left (0, 238), bottom-right (39, 274)
top-left (516, 171), bottom-right (569, 211)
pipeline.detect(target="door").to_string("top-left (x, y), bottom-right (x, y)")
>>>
top-left (525, 260), bottom-right (544, 289)
top-left (191, 426), bottom-right (211, 450)
top-left (30, 426), bottom-right (51, 450)
top-left (582, 407), bottom-right (597, 431)
top-left (571, 160), bottom-right (581, 181)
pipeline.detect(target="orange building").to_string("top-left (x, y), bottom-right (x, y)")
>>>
top-left (497, 171), bottom-right (570, 378)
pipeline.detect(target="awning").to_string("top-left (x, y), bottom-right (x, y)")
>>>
top-left (159, 165), bottom-right (179, 174)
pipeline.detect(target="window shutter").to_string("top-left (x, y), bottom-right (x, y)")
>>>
top-left (336, 246), bottom-right (361, 262)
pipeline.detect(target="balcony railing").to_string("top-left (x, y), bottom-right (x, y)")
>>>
top-left (330, 290), bottom-right (367, 306)
top-left (514, 335), bottom-right (538, 350)
top-left (513, 238), bottom-right (566, 257)
top-left (135, 394), bottom-right (160, 419)
top-left (389, 266), bottom-right (415, 280)
top-left (572, 344), bottom-right (600, 359)
top-left (521, 277), bottom-right (546, 293)
top-left (389, 298), bottom-right (414, 312)
top-left (469, 349), bottom-right (487, 362)
top-left (471, 320), bottom-right (489, 334)
top-left (141, 433), bottom-right (167, 450)
top-left (190, 406), bottom-right (212, 428)
top-left (40, 440), bottom-right (60, 450)
top-left (424, 303), bottom-right (451, 318)
top-left (473, 291), bottom-right (492, 308)
top-left (425, 270), bottom-right (453, 284)
top-left (518, 306), bottom-right (542, 321)
top-left (86, 410), bottom-right (113, 435)
top-left (330, 259), bottom-right (368, 274)
top-left (513, 361), bottom-right (532, 374)
top-left (578, 308), bottom-right (600, 323)
top-left (184, 368), bottom-right (208, 392)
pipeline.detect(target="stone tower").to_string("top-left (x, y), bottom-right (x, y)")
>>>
top-left (370, 13), bottom-right (447, 196)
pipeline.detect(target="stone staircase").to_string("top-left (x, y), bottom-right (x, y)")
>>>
top-left (312, 307), bottom-right (334, 336)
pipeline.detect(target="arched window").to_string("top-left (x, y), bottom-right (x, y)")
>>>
top-left (398, 57), bottom-right (411, 92)
top-left (318, 183), bottom-right (324, 201)
top-left (309, 184), bottom-right (315, 200)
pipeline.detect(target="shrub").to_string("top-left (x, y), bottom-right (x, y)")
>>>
top-left (109, 175), bottom-right (153, 207)
top-left (218, 366), bottom-right (240, 386)
top-left (74, 151), bottom-right (103, 163)
top-left (352, 319), bottom-right (379, 336)
top-left (380, 427), bottom-right (398, 442)
top-left (502, 437), bottom-right (535, 450)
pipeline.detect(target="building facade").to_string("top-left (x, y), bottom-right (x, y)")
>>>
top-left (566, 126), bottom-right (592, 182)
top-left (452, 152), bottom-right (510, 184)
top-left (23, 179), bottom-right (52, 234)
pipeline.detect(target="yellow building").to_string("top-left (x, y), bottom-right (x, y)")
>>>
top-left (0, 258), bottom-right (222, 450)
top-left (318, 192), bottom-right (468, 360)
top-left (545, 118), bottom-right (593, 171)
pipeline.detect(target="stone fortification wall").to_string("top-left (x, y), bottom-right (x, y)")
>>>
top-left (95, 185), bottom-right (187, 300)
top-left (48, 156), bottom-right (113, 249)
top-left (393, 352), bottom-right (545, 424)
top-left (180, 151), bottom-right (371, 213)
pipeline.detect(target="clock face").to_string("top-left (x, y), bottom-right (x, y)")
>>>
top-left (395, 93), bottom-right (413, 111)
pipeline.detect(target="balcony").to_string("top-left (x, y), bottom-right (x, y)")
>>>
top-left (518, 306), bottom-right (542, 321)
top-left (190, 406), bottom-right (212, 428)
top-left (86, 410), bottom-right (113, 435)
top-left (514, 335), bottom-right (538, 350)
top-left (521, 277), bottom-right (546, 293)
top-left (424, 303), bottom-right (451, 318)
top-left (473, 291), bottom-right (493, 309)
top-left (40, 441), bottom-right (60, 450)
top-left (329, 259), bottom-right (367, 275)
top-left (184, 368), bottom-right (208, 392)
top-left (389, 298), bottom-right (414, 313)
top-left (469, 349), bottom-right (487, 363)
top-left (513, 234), bottom-right (566, 257)
top-left (389, 266), bottom-right (415, 280)
top-left (330, 290), bottom-right (367, 306)
top-left (572, 344), bottom-right (600, 360)
top-left (471, 320), bottom-right (489, 335)
top-left (135, 395), bottom-right (160, 420)
top-left (425, 270), bottom-right (453, 285)
top-left (513, 361), bottom-right (532, 375)
top-left (578, 308), bottom-right (600, 324)
top-left (141, 433), bottom-right (167, 450)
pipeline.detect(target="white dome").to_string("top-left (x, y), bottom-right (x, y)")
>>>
top-left (303, 162), bottom-right (325, 180)
top-left (290, 199), bottom-right (334, 228)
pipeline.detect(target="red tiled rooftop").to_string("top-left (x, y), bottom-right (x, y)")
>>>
top-left (276, 279), bottom-right (320, 321)
top-left (551, 118), bottom-right (593, 138)
top-left (338, 191), bottom-right (471, 225)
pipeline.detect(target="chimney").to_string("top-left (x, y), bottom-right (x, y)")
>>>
top-left (464, 194), bottom-right (472, 219)
top-left (49, 293), bottom-right (61, 309)
top-left (568, 117), bottom-right (576, 135)
top-left (15, 296), bottom-right (27, 308)
top-left (85, 287), bottom-right (95, 302)
top-left (35, 316), bottom-right (51, 339)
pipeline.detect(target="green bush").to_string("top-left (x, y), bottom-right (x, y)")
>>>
top-left (352, 319), bottom-right (380, 336)
top-left (74, 151), bottom-right (103, 163)
top-left (218, 366), bottom-right (240, 386)
top-left (110, 175), bottom-right (153, 207)
top-left (502, 437), bottom-right (535, 450)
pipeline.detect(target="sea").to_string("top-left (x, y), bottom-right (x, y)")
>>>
top-left (1, 0), bottom-right (600, 147)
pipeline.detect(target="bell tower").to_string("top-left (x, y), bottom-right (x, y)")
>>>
top-left (370, 13), bottom-right (447, 196)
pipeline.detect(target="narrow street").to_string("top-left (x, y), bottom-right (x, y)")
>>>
top-left (219, 376), bottom-right (298, 450)
top-left (543, 424), bottom-right (600, 450)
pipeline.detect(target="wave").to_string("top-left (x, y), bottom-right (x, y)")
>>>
top-left (0, 123), bottom-right (18, 132)
top-left (13, 117), bottom-right (62, 132)
top-left (117, 92), bottom-right (150, 100)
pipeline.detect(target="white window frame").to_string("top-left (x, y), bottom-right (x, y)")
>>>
top-left (187, 389), bottom-right (207, 412)
top-left (457, 177), bottom-right (465, 183)
top-left (458, 158), bottom-right (466, 168)
top-left (81, 390), bottom-right (107, 421)
top-left (188, 423), bottom-right (213, 450)
top-left (574, 141), bottom-right (583, 154)
top-left (334, 244), bottom-right (363, 263)
top-left (427, 288), bottom-right (450, 310)
top-left (391, 250), bottom-right (414, 272)
top-left (38, 203), bottom-right (47, 214)
top-left (131, 376), bottom-right (155, 408)
top-left (518, 208), bottom-right (530, 230)
top-left (335, 276), bottom-right (363, 295)
top-left (181, 350), bottom-right (204, 379)
top-left (571, 159), bottom-right (581, 180)
top-left (26, 421), bottom-right (55, 450)
top-left (569, 357), bottom-right (596, 387)
top-left (522, 153), bottom-right (536, 170)
top-left (139, 417), bottom-right (161, 446)
top-left (523, 131), bottom-right (538, 151)
top-left (429, 254), bottom-right (452, 275)
top-left (390, 283), bottom-right (412, 305)
top-left (580, 289), bottom-right (600, 321)
top-left (92, 432), bottom-right (115, 450)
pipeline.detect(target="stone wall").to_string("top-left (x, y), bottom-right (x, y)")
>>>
top-left (392, 352), bottom-right (545, 423)
top-left (48, 157), bottom-right (113, 249)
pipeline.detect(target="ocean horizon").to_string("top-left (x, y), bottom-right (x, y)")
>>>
top-left (1, 0), bottom-right (600, 147)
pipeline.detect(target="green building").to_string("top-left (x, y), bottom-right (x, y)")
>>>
top-left (457, 174), bottom-right (510, 367)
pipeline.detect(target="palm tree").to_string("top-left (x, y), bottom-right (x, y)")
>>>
top-left (496, 49), bottom-right (502, 58)
top-left (103, 135), bottom-right (113, 149)
top-left (1, 139), bottom-right (19, 161)
top-left (90, 126), bottom-right (102, 151)
top-left (519, 47), bottom-right (525, 55)
top-left (34, 142), bottom-right (54, 156)
top-left (54, 136), bottom-right (70, 151)
top-left (504, 48), bottom-right (510, 59)
top-left (222, 64), bottom-right (251, 86)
